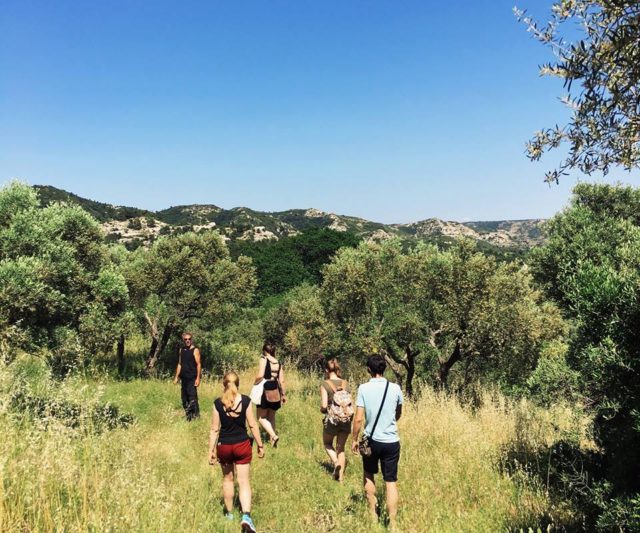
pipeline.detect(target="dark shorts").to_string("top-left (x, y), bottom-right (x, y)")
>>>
top-left (362, 440), bottom-right (400, 482)
top-left (259, 380), bottom-right (281, 411)
top-left (323, 418), bottom-right (351, 437)
top-left (217, 439), bottom-right (252, 465)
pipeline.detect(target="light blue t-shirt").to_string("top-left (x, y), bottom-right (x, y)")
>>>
top-left (356, 378), bottom-right (403, 443)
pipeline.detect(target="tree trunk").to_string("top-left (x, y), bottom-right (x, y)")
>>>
top-left (405, 348), bottom-right (417, 399)
top-left (117, 334), bottom-right (125, 375)
top-left (146, 323), bottom-right (174, 374)
top-left (437, 340), bottom-right (462, 389)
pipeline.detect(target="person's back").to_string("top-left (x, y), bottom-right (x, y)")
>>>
top-left (351, 354), bottom-right (404, 530)
top-left (214, 395), bottom-right (251, 445)
top-left (320, 359), bottom-right (353, 482)
top-left (356, 378), bottom-right (402, 443)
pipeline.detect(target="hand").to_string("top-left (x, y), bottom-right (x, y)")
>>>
top-left (257, 445), bottom-right (265, 459)
top-left (195, 378), bottom-right (200, 387)
top-left (351, 440), bottom-right (360, 455)
top-left (173, 377), bottom-right (179, 385)
top-left (208, 451), bottom-right (216, 465)
top-left (281, 395), bottom-right (287, 404)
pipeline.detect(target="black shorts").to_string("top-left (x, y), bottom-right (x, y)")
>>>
top-left (362, 440), bottom-right (400, 482)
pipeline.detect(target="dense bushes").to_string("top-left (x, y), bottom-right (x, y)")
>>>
top-left (230, 228), bottom-right (360, 300)
top-left (530, 183), bottom-right (640, 527)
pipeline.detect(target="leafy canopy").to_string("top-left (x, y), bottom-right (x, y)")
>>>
top-left (516, 1), bottom-right (640, 182)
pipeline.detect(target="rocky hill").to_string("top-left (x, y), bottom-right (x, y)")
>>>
top-left (34, 185), bottom-right (545, 250)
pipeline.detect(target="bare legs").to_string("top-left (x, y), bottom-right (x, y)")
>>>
top-left (335, 432), bottom-right (348, 481)
top-left (219, 463), bottom-right (252, 514)
top-left (322, 430), bottom-right (339, 466)
top-left (363, 471), bottom-right (378, 518)
top-left (235, 464), bottom-right (252, 513)
top-left (323, 430), bottom-right (348, 481)
top-left (386, 481), bottom-right (398, 525)
top-left (257, 407), bottom-right (278, 444)
top-left (221, 464), bottom-right (235, 513)
top-left (363, 473), bottom-right (399, 527)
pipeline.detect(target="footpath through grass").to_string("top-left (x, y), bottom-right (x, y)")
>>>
top-left (1, 366), bottom-right (585, 532)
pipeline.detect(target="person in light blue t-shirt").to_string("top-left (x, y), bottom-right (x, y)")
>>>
top-left (351, 354), bottom-right (403, 528)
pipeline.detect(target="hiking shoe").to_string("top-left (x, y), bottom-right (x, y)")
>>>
top-left (240, 514), bottom-right (257, 533)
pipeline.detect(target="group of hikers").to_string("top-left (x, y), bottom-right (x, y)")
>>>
top-left (174, 334), bottom-right (404, 533)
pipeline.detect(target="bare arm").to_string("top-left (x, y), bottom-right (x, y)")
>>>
top-left (279, 365), bottom-right (286, 402)
top-left (208, 406), bottom-right (221, 464)
top-left (245, 405), bottom-right (265, 458)
top-left (173, 352), bottom-right (182, 384)
top-left (254, 357), bottom-right (266, 385)
top-left (194, 348), bottom-right (202, 387)
top-left (320, 385), bottom-right (328, 414)
top-left (351, 406), bottom-right (365, 454)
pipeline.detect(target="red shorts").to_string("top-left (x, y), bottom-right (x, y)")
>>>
top-left (217, 439), bottom-right (252, 465)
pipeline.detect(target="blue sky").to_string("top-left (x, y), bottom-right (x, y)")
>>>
top-left (1, 0), bottom-right (637, 223)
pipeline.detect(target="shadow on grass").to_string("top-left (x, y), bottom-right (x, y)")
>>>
top-left (317, 459), bottom-right (335, 476)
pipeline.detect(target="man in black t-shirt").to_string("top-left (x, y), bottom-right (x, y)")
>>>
top-left (173, 332), bottom-right (202, 420)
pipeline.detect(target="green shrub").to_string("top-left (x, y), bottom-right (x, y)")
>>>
top-left (526, 340), bottom-right (581, 406)
top-left (127, 218), bottom-right (142, 230)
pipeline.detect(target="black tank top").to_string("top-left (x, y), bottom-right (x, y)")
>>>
top-left (214, 395), bottom-right (251, 444)
top-left (179, 346), bottom-right (197, 379)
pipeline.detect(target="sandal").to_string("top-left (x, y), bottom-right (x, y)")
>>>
top-left (270, 434), bottom-right (280, 448)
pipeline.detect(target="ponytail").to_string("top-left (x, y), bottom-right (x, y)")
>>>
top-left (324, 358), bottom-right (343, 379)
top-left (222, 371), bottom-right (240, 410)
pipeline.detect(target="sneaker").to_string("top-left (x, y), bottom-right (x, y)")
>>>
top-left (225, 512), bottom-right (235, 521)
top-left (240, 513), bottom-right (257, 533)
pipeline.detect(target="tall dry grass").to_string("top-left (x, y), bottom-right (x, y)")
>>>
top-left (0, 360), bottom-right (591, 532)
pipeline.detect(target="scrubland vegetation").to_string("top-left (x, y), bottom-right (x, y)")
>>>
top-left (1, 177), bottom-right (639, 531)
top-left (1, 355), bottom-right (593, 532)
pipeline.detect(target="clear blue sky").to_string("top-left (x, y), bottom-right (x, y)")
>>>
top-left (1, 0), bottom-right (637, 223)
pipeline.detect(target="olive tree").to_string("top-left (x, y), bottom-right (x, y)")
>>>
top-left (263, 283), bottom-right (336, 368)
top-left (125, 231), bottom-right (256, 372)
top-left (0, 181), bottom-right (131, 371)
top-left (516, 1), bottom-right (640, 182)
top-left (322, 239), bottom-right (563, 396)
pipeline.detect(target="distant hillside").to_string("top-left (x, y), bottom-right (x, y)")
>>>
top-left (35, 185), bottom-right (152, 222)
top-left (33, 185), bottom-right (546, 250)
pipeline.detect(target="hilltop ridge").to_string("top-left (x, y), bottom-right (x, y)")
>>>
top-left (33, 185), bottom-right (545, 250)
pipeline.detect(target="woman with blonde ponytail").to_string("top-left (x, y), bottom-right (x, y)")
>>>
top-left (209, 371), bottom-right (264, 533)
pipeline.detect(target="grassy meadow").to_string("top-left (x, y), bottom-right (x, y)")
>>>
top-left (0, 357), bottom-right (591, 532)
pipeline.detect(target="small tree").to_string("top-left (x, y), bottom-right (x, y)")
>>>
top-left (126, 231), bottom-right (256, 372)
top-left (516, 1), bottom-right (640, 182)
top-left (263, 283), bottom-right (336, 368)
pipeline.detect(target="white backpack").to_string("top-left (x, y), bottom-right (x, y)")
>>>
top-left (326, 380), bottom-right (354, 425)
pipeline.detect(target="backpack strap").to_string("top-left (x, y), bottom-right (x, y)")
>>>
top-left (325, 379), bottom-right (337, 393)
